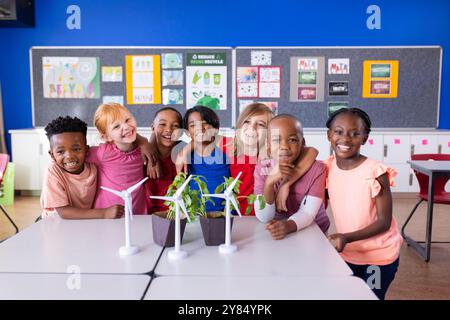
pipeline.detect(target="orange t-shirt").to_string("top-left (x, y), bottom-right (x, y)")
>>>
top-left (325, 156), bottom-right (403, 265)
top-left (40, 161), bottom-right (98, 218)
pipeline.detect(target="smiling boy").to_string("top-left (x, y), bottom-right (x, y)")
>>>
top-left (40, 116), bottom-right (124, 219)
top-left (254, 114), bottom-right (329, 239)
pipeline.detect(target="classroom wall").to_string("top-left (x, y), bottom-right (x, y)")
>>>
top-left (1, 0), bottom-right (449, 155)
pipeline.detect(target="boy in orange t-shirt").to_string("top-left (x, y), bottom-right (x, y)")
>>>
top-left (41, 116), bottom-right (123, 219)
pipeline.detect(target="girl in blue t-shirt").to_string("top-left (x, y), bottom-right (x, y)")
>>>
top-left (181, 105), bottom-right (230, 213)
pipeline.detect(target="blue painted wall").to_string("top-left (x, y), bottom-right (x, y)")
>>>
top-left (1, 0), bottom-right (449, 154)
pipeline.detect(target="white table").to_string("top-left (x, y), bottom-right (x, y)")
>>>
top-left (0, 216), bottom-right (163, 274)
top-left (405, 160), bottom-right (450, 262)
top-left (155, 217), bottom-right (352, 276)
top-left (0, 273), bottom-right (150, 300)
top-left (145, 276), bottom-right (377, 300)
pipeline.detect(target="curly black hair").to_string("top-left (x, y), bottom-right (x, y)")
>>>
top-left (45, 116), bottom-right (88, 140)
top-left (326, 107), bottom-right (372, 136)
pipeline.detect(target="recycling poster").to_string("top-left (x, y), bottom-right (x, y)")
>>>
top-left (186, 53), bottom-right (227, 110)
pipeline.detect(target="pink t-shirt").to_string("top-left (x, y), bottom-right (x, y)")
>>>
top-left (40, 161), bottom-right (97, 218)
top-left (254, 159), bottom-right (330, 233)
top-left (86, 143), bottom-right (147, 214)
top-left (325, 155), bottom-right (403, 265)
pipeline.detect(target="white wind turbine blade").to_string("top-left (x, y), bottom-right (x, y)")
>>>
top-left (149, 195), bottom-right (174, 202)
top-left (175, 175), bottom-right (193, 197)
top-left (225, 172), bottom-right (242, 194)
top-left (179, 198), bottom-right (191, 223)
top-left (229, 196), bottom-right (242, 217)
top-left (127, 177), bottom-right (149, 194)
top-left (202, 194), bottom-right (226, 199)
top-left (101, 186), bottom-right (123, 198)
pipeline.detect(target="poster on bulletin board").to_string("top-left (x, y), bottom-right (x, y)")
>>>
top-left (362, 60), bottom-right (399, 98)
top-left (125, 55), bottom-right (161, 104)
top-left (42, 56), bottom-right (101, 99)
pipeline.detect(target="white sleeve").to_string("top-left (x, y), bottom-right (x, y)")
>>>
top-left (288, 195), bottom-right (322, 231)
top-left (254, 195), bottom-right (276, 223)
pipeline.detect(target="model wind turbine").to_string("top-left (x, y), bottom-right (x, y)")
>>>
top-left (101, 177), bottom-right (148, 257)
top-left (149, 175), bottom-right (193, 260)
top-left (203, 172), bottom-right (242, 254)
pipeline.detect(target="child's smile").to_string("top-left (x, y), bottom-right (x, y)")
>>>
top-left (49, 132), bottom-right (88, 174)
top-left (327, 113), bottom-right (368, 168)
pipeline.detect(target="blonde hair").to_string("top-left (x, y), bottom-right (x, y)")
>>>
top-left (93, 103), bottom-right (131, 135)
top-left (236, 103), bottom-right (274, 130)
top-left (233, 103), bottom-right (274, 158)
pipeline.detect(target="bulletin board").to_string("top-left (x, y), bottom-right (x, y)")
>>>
top-left (30, 47), bottom-right (233, 127)
top-left (235, 46), bottom-right (442, 128)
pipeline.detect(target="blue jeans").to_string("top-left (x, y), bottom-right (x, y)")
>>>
top-left (347, 258), bottom-right (400, 300)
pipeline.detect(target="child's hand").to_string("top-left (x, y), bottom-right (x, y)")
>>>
top-left (147, 159), bottom-right (162, 179)
top-left (175, 142), bottom-right (193, 174)
top-left (266, 219), bottom-right (296, 240)
top-left (103, 205), bottom-right (125, 219)
top-left (328, 233), bottom-right (348, 252)
top-left (267, 163), bottom-right (295, 185)
top-left (275, 183), bottom-right (290, 212)
top-left (144, 143), bottom-right (162, 179)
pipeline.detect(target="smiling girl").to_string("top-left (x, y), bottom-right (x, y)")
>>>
top-left (87, 103), bottom-right (147, 214)
top-left (325, 107), bottom-right (402, 300)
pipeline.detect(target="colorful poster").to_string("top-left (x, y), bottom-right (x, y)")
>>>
top-left (298, 58), bottom-right (318, 71)
top-left (251, 51), bottom-right (272, 66)
top-left (102, 66), bottom-right (123, 82)
top-left (102, 96), bottom-right (124, 105)
top-left (162, 89), bottom-right (184, 105)
top-left (237, 66), bottom-right (281, 98)
top-left (298, 87), bottom-right (317, 100)
top-left (125, 55), bottom-right (161, 104)
top-left (329, 81), bottom-right (349, 96)
top-left (259, 82), bottom-right (280, 98)
top-left (290, 57), bottom-right (325, 102)
top-left (237, 67), bottom-right (258, 83)
top-left (259, 67), bottom-right (280, 82)
top-left (327, 102), bottom-right (349, 117)
top-left (259, 67), bottom-right (281, 98)
top-left (362, 60), bottom-right (399, 98)
top-left (237, 83), bottom-right (258, 98)
top-left (328, 58), bottom-right (350, 74)
top-left (186, 53), bottom-right (227, 110)
top-left (370, 80), bottom-right (390, 94)
top-left (42, 57), bottom-right (100, 98)
top-left (298, 71), bottom-right (317, 85)
top-left (371, 64), bottom-right (391, 78)
top-left (161, 53), bottom-right (183, 69)
top-left (162, 70), bottom-right (183, 86)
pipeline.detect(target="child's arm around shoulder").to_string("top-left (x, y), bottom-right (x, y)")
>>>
top-left (276, 146), bottom-right (319, 211)
top-left (135, 133), bottom-right (162, 179)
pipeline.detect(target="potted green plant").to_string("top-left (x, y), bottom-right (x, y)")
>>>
top-left (152, 172), bottom-right (210, 247)
top-left (199, 176), bottom-right (265, 246)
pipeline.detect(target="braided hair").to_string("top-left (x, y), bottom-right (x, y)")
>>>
top-left (326, 107), bottom-right (372, 136)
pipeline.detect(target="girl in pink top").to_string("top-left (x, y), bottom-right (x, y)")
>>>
top-left (325, 108), bottom-right (403, 300)
top-left (87, 103), bottom-right (147, 214)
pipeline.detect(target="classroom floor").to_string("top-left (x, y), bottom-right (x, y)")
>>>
top-left (0, 195), bottom-right (449, 300)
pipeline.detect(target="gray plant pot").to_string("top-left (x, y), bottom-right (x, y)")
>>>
top-left (199, 214), bottom-right (234, 246)
top-left (151, 212), bottom-right (187, 247)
